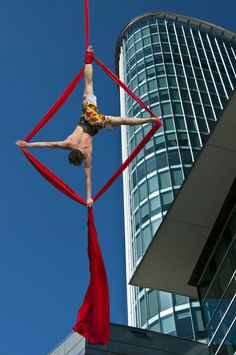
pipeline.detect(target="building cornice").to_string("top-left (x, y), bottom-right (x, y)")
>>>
top-left (115, 11), bottom-right (236, 75)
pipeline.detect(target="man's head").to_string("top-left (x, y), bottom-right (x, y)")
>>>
top-left (68, 149), bottom-right (84, 166)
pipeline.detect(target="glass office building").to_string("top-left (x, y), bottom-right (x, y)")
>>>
top-left (115, 12), bottom-right (236, 340)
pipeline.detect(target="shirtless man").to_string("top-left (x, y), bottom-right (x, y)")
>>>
top-left (16, 46), bottom-right (160, 207)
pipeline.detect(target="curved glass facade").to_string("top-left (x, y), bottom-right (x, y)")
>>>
top-left (116, 13), bottom-right (236, 341)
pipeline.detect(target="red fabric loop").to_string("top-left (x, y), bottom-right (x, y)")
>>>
top-left (21, 0), bottom-right (163, 343)
top-left (85, 50), bottom-right (93, 64)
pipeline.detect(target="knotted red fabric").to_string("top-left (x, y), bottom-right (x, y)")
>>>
top-left (20, 0), bottom-right (163, 345)
top-left (85, 50), bottom-right (93, 64)
top-left (73, 208), bottom-right (110, 344)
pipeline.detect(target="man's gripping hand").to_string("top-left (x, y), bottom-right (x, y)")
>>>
top-left (87, 198), bottom-right (94, 208)
top-left (16, 140), bottom-right (28, 148)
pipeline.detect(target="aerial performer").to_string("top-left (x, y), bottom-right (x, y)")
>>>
top-left (16, 46), bottom-right (160, 207)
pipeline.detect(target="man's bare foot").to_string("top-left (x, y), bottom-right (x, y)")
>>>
top-left (150, 118), bottom-right (158, 123)
top-left (16, 140), bottom-right (28, 148)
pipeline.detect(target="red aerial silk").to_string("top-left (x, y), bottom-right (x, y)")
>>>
top-left (73, 208), bottom-right (110, 344)
top-left (20, 0), bottom-right (163, 345)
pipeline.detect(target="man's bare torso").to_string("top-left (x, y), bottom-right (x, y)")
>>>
top-left (66, 125), bottom-right (92, 163)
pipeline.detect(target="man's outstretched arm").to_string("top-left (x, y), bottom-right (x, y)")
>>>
top-left (16, 140), bottom-right (70, 149)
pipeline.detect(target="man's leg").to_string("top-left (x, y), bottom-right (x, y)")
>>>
top-left (109, 116), bottom-right (159, 127)
top-left (84, 45), bottom-right (94, 95)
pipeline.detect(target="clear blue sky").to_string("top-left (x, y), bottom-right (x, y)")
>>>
top-left (1, 0), bottom-right (235, 354)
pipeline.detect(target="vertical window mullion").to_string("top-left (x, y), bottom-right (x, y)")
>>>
top-left (215, 38), bottom-right (234, 91)
top-left (191, 30), bottom-right (212, 134)
top-left (223, 42), bottom-right (236, 77)
top-left (206, 33), bottom-right (228, 105)
top-left (180, 26), bottom-right (202, 162)
top-left (197, 31), bottom-right (218, 121)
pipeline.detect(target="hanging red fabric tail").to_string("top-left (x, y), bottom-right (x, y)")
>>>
top-left (84, 0), bottom-right (89, 48)
top-left (25, 68), bottom-right (84, 142)
top-left (73, 208), bottom-right (110, 344)
top-left (22, 148), bottom-right (86, 206)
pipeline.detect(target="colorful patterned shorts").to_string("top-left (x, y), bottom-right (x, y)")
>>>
top-left (79, 94), bottom-right (112, 136)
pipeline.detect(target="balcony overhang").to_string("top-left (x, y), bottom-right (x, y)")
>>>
top-left (130, 89), bottom-right (236, 299)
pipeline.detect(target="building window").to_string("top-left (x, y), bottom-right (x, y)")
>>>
top-left (161, 191), bottom-right (173, 210)
top-left (156, 64), bottom-right (165, 75)
top-left (149, 92), bottom-right (159, 105)
top-left (150, 25), bottom-right (158, 34)
top-left (175, 310), bottom-right (194, 339)
top-left (144, 46), bottom-right (152, 56)
top-left (151, 104), bottom-right (161, 117)
top-left (140, 297), bottom-right (147, 326)
top-left (171, 169), bottom-right (183, 186)
top-left (157, 76), bottom-right (168, 88)
top-left (141, 202), bottom-right (149, 224)
top-left (173, 294), bottom-right (189, 306)
top-left (142, 27), bottom-right (150, 37)
top-left (148, 291), bottom-right (159, 319)
top-left (159, 170), bottom-right (171, 189)
top-left (186, 116), bottom-right (197, 131)
top-left (151, 34), bottom-right (160, 43)
top-left (152, 218), bottom-right (162, 234)
top-left (166, 133), bottom-right (177, 147)
top-left (148, 79), bottom-right (157, 91)
top-left (168, 150), bottom-right (181, 166)
top-left (146, 156), bottom-right (156, 175)
top-left (134, 210), bottom-right (140, 231)
top-left (197, 118), bottom-right (208, 133)
top-left (168, 76), bottom-right (177, 88)
top-left (139, 83), bottom-right (148, 96)
top-left (161, 102), bottom-right (172, 116)
top-left (153, 44), bottom-right (161, 54)
top-left (156, 152), bottom-right (168, 170)
top-left (163, 117), bottom-right (175, 131)
top-left (134, 30), bottom-right (142, 42)
top-left (135, 233), bottom-right (142, 260)
top-left (159, 89), bottom-right (169, 101)
top-left (131, 171), bottom-right (137, 188)
top-left (170, 88), bottom-right (180, 100)
top-left (189, 132), bottom-right (201, 148)
top-left (150, 320), bottom-right (161, 332)
top-left (178, 132), bottom-right (189, 146)
top-left (159, 291), bottom-right (172, 312)
top-left (172, 102), bottom-right (183, 115)
top-left (142, 224), bottom-right (152, 252)
top-left (145, 140), bottom-right (154, 156)
top-left (192, 308), bottom-right (205, 334)
top-left (162, 315), bottom-right (176, 335)
top-left (137, 162), bottom-right (146, 182)
top-left (180, 150), bottom-right (192, 164)
top-left (135, 40), bottom-right (142, 51)
top-left (139, 181), bottom-right (148, 201)
top-left (150, 196), bottom-right (161, 216)
top-left (135, 129), bottom-right (144, 144)
top-left (148, 174), bottom-right (158, 194)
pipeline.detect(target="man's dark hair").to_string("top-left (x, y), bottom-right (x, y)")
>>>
top-left (68, 149), bottom-right (84, 166)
